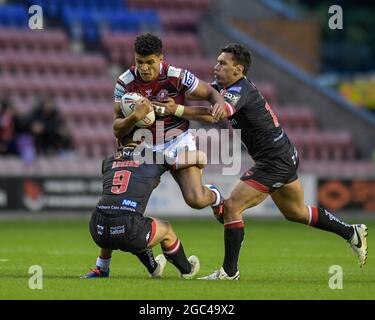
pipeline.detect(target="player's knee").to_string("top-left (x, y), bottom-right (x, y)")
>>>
top-left (184, 191), bottom-right (207, 209)
top-left (282, 207), bottom-right (307, 223)
top-left (223, 198), bottom-right (242, 220)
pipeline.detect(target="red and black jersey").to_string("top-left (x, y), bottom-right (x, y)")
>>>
top-left (114, 62), bottom-right (199, 144)
top-left (212, 77), bottom-right (293, 161)
top-left (96, 148), bottom-right (168, 215)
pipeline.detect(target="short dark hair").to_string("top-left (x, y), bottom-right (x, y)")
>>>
top-left (134, 33), bottom-right (163, 56)
top-left (221, 43), bottom-right (251, 75)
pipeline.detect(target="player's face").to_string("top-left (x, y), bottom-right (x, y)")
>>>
top-left (214, 52), bottom-right (238, 87)
top-left (135, 53), bottom-right (163, 82)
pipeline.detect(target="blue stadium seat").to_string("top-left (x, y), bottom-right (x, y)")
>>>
top-left (0, 5), bottom-right (28, 27)
top-left (62, 7), bottom-right (160, 42)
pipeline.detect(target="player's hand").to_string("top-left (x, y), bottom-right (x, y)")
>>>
top-left (133, 98), bottom-right (153, 121)
top-left (153, 97), bottom-right (176, 116)
top-left (210, 103), bottom-right (227, 122)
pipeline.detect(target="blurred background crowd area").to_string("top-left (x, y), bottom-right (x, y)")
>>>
top-left (0, 0), bottom-right (374, 179)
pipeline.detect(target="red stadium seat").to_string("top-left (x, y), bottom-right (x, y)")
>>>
top-left (127, 0), bottom-right (214, 11)
top-left (0, 28), bottom-right (69, 53)
top-left (275, 106), bottom-right (317, 132)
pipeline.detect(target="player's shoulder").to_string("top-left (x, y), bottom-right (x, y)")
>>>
top-left (118, 67), bottom-right (136, 85)
top-left (166, 63), bottom-right (184, 79)
top-left (227, 77), bottom-right (250, 93)
top-left (164, 62), bottom-right (197, 86)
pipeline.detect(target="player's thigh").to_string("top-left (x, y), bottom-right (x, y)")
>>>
top-left (147, 218), bottom-right (172, 248)
top-left (226, 180), bottom-right (269, 216)
top-left (171, 165), bottom-right (203, 197)
top-left (175, 150), bottom-right (207, 170)
top-left (270, 178), bottom-right (306, 217)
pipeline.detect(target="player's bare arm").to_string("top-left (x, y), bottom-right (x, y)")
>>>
top-left (113, 98), bottom-right (153, 140)
top-left (153, 98), bottom-right (218, 123)
top-left (186, 80), bottom-right (228, 121)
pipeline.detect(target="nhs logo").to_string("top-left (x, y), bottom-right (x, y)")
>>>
top-left (122, 199), bottom-right (138, 208)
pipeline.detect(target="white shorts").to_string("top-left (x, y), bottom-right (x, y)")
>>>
top-left (147, 130), bottom-right (197, 160)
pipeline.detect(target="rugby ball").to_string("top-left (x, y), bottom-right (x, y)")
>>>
top-left (120, 92), bottom-right (155, 128)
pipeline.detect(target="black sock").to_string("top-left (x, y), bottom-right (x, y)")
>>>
top-left (307, 206), bottom-right (354, 240)
top-left (163, 239), bottom-right (191, 274)
top-left (222, 221), bottom-right (244, 277)
top-left (133, 249), bottom-right (157, 274)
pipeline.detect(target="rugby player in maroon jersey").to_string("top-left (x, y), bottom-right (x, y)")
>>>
top-left (113, 33), bottom-right (226, 214)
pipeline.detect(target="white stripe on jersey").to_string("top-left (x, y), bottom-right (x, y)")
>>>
top-left (114, 83), bottom-right (126, 102)
top-left (114, 70), bottom-right (135, 102)
top-left (225, 101), bottom-right (236, 116)
top-left (118, 69), bottom-right (135, 85)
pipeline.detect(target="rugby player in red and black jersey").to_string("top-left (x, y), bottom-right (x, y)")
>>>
top-left (157, 44), bottom-right (368, 280)
top-left (81, 132), bottom-right (207, 279)
top-left (113, 33), bottom-right (226, 212)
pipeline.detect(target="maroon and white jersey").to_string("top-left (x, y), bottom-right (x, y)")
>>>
top-left (114, 62), bottom-right (199, 145)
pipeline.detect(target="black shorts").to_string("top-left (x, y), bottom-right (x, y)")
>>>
top-left (89, 210), bottom-right (156, 253)
top-left (241, 146), bottom-right (299, 193)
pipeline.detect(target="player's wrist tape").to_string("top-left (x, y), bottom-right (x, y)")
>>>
top-left (174, 104), bottom-right (185, 117)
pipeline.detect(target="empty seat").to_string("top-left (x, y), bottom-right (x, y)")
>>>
top-left (0, 28), bottom-right (69, 52)
top-left (158, 10), bottom-right (200, 32)
top-left (288, 131), bottom-right (356, 162)
top-left (127, 0), bottom-right (214, 12)
top-left (166, 55), bottom-right (216, 81)
top-left (0, 51), bottom-right (108, 77)
top-left (102, 32), bottom-right (202, 67)
top-left (275, 106), bottom-right (317, 132)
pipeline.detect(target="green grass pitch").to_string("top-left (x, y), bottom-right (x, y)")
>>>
top-left (0, 217), bottom-right (373, 300)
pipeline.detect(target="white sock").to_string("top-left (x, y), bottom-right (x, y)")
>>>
top-left (96, 256), bottom-right (111, 272)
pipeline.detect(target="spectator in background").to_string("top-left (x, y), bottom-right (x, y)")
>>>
top-left (0, 98), bottom-right (21, 155)
top-left (27, 96), bottom-right (72, 156)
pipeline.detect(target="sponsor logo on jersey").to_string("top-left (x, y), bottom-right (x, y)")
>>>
top-left (228, 86), bottom-right (242, 93)
top-left (272, 182), bottom-right (284, 188)
top-left (182, 71), bottom-right (196, 87)
top-left (167, 65), bottom-right (182, 78)
top-left (110, 225), bottom-right (125, 235)
top-left (224, 91), bottom-right (241, 106)
top-left (97, 224), bottom-right (104, 235)
top-left (230, 118), bottom-right (238, 125)
top-left (121, 199), bottom-right (138, 208)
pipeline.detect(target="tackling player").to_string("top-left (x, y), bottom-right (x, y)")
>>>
top-left (157, 44), bottom-right (368, 280)
top-left (113, 33), bottom-right (226, 213)
top-left (81, 128), bottom-right (206, 279)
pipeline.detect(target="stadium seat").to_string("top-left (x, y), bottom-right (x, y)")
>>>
top-left (158, 10), bottom-right (200, 32)
top-left (127, 0), bottom-right (214, 12)
top-left (102, 32), bottom-right (202, 67)
top-left (287, 131), bottom-right (356, 162)
top-left (0, 5), bottom-right (28, 28)
top-left (0, 28), bottom-right (69, 52)
top-left (165, 55), bottom-right (216, 82)
top-left (0, 51), bottom-right (108, 77)
top-left (274, 106), bottom-right (317, 132)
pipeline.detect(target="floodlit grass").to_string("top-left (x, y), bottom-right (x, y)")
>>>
top-left (0, 218), bottom-right (373, 300)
